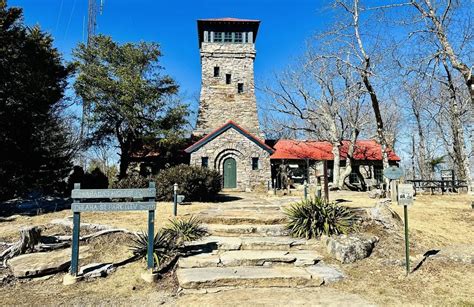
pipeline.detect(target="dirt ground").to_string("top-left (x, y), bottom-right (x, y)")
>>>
top-left (0, 191), bottom-right (473, 306)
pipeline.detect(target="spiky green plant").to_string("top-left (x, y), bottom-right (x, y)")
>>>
top-left (285, 198), bottom-right (354, 239)
top-left (129, 230), bottom-right (176, 268)
top-left (164, 216), bottom-right (208, 245)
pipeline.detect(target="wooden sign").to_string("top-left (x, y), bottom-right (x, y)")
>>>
top-left (383, 166), bottom-right (404, 180)
top-left (398, 184), bottom-right (414, 207)
top-left (72, 202), bottom-right (156, 212)
top-left (68, 182), bottom-right (156, 279)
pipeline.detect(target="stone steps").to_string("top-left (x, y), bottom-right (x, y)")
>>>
top-left (197, 213), bottom-right (287, 225)
top-left (184, 235), bottom-right (320, 251)
top-left (176, 264), bottom-right (344, 289)
top-left (178, 250), bottom-right (322, 268)
top-left (203, 224), bottom-right (289, 237)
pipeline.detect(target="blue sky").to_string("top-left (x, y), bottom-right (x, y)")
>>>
top-left (11, 0), bottom-right (333, 114)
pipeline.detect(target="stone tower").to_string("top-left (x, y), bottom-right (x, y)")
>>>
top-left (194, 18), bottom-right (261, 137)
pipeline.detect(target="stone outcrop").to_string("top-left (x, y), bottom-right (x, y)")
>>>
top-left (322, 234), bottom-right (379, 264)
top-left (8, 246), bottom-right (90, 278)
top-left (366, 201), bottom-right (403, 231)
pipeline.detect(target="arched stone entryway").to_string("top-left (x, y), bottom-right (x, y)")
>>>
top-left (223, 157), bottom-right (237, 188)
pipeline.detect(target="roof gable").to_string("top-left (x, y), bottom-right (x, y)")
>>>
top-left (185, 121), bottom-right (274, 154)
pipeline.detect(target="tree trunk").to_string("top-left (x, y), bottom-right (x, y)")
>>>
top-left (410, 96), bottom-right (429, 180)
top-left (332, 142), bottom-right (341, 188)
top-left (338, 128), bottom-right (359, 189)
top-left (443, 60), bottom-right (472, 188)
top-left (1, 226), bottom-right (41, 265)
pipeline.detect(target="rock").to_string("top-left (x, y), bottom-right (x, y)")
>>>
top-left (176, 266), bottom-right (323, 289)
top-left (179, 254), bottom-right (220, 268)
top-left (367, 189), bottom-right (385, 199)
top-left (323, 234), bottom-right (378, 264)
top-left (203, 224), bottom-right (289, 237)
top-left (367, 202), bottom-right (403, 230)
top-left (219, 250), bottom-right (296, 266)
top-left (78, 262), bottom-right (115, 278)
top-left (8, 246), bottom-right (90, 278)
top-left (305, 263), bottom-right (345, 283)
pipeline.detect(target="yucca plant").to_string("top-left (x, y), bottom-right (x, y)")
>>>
top-left (129, 230), bottom-right (176, 268)
top-left (164, 216), bottom-right (208, 245)
top-left (285, 197), bottom-right (354, 239)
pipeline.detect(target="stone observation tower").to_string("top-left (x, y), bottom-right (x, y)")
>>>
top-left (186, 18), bottom-right (273, 191)
top-left (194, 18), bottom-right (261, 137)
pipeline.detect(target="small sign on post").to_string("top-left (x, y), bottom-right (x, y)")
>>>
top-left (398, 183), bottom-right (414, 275)
top-left (384, 166), bottom-right (404, 201)
top-left (173, 183), bottom-right (178, 216)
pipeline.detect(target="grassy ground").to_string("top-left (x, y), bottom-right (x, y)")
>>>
top-left (0, 191), bottom-right (473, 306)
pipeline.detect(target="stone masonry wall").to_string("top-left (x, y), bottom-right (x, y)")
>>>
top-left (194, 42), bottom-right (261, 137)
top-left (190, 128), bottom-right (271, 191)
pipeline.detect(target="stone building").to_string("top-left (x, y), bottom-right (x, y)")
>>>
top-left (185, 18), bottom-right (273, 191)
top-left (184, 17), bottom-right (400, 192)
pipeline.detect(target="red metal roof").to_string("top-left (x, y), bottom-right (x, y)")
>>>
top-left (185, 121), bottom-right (274, 154)
top-left (198, 17), bottom-right (260, 23)
top-left (270, 139), bottom-right (400, 161)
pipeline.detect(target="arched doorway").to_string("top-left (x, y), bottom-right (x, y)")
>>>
top-left (223, 158), bottom-right (237, 188)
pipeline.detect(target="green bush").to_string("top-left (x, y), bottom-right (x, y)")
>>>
top-left (129, 216), bottom-right (207, 269)
top-left (154, 164), bottom-right (221, 201)
top-left (129, 230), bottom-right (176, 268)
top-left (164, 216), bottom-right (208, 245)
top-left (285, 198), bottom-right (354, 239)
top-left (111, 174), bottom-right (150, 189)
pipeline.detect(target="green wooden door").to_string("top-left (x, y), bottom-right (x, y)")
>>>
top-left (223, 158), bottom-right (237, 188)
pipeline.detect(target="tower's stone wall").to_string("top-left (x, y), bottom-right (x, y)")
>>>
top-left (194, 42), bottom-right (261, 137)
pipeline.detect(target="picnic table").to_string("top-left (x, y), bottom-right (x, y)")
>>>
top-left (407, 179), bottom-right (468, 195)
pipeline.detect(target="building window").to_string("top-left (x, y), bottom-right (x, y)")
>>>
top-left (235, 32), bottom-right (243, 43)
top-left (224, 32), bottom-right (232, 42)
top-left (226, 74), bottom-right (231, 84)
top-left (201, 157), bottom-right (208, 168)
top-left (252, 157), bottom-right (259, 170)
top-left (214, 32), bottom-right (223, 42)
top-left (237, 83), bottom-right (243, 93)
top-left (349, 170), bottom-right (359, 184)
top-left (374, 167), bottom-right (383, 183)
top-left (214, 66), bottom-right (220, 77)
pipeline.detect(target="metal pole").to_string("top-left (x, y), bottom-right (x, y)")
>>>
top-left (173, 183), bottom-right (178, 216)
top-left (404, 204), bottom-right (410, 275)
top-left (147, 209), bottom-right (154, 270)
top-left (71, 212), bottom-right (81, 276)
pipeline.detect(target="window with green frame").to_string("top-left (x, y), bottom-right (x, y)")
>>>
top-left (374, 167), bottom-right (383, 183)
top-left (224, 32), bottom-right (232, 42)
top-left (214, 32), bottom-right (223, 42)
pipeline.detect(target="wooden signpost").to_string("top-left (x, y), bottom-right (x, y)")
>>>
top-left (64, 182), bottom-right (156, 285)
top-left (398, 183), bottom-right (414, 275)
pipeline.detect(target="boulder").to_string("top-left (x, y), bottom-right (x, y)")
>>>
top-left (78, 262), bottom-right (115, 278)
top-left (367, 201), bottom-right (403, 231)
top-left (8, 246), bottom-right (90, 278)
top-left (367, 189), bottom-right (385, 199)
top-left (322, 234), bottom-right (378, 264)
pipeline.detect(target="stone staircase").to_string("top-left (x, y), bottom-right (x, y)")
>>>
top-left (176, 196), bottom-right (344, 292)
